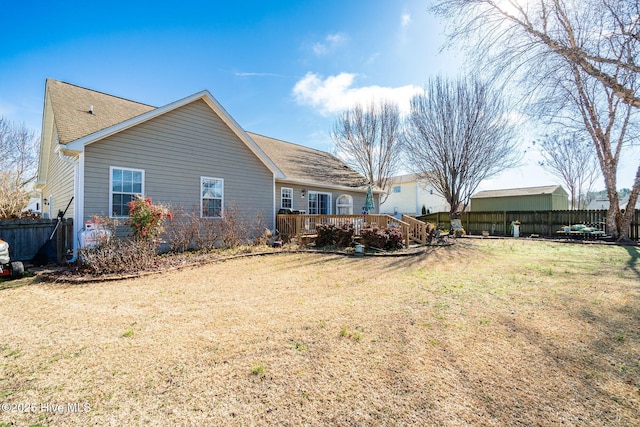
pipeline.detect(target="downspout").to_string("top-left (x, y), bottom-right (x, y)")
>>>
top-left (56, 146), bottom-right (80, 262)
top-left (272, 174), bottom-right (277, 232)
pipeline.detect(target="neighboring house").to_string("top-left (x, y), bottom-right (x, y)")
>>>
top-left (379, 173), bottom-right (449, 216)
top-left (35, 79), bottom-right (377, 255)
top-left (470, 185), bottom-right (569, 211)
top-left (22, 191), bottom-right (42, 214)
top-left (586, 195), bottom-right (640, 210)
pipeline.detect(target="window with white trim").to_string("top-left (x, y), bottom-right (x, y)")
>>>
top-left (110, 167), bottom-right (144, 217)
top-left (201, 177), bottom-right (224, 218)
top-left (281, 187), bottom-right (293, 209)
top-left (393, 185), bottom-right (401, 193)
top-left (336, 194), bottom-right (353, 215)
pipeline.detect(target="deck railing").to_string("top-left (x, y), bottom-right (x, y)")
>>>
top-left (402, 214), bottom-right (430, 244)
top-left (276, 214), bottom-right (418, 247)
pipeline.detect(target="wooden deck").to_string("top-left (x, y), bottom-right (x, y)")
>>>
top-left (276, 214), bottom-right (432, 246)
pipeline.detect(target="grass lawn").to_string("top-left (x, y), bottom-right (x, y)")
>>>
top-left (1, 239), bottom-right (639, 426)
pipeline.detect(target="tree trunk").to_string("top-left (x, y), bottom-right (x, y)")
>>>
top-left (619, 164), bottom-right (640, 242)
top-left (602, 168), bottom-right (622, 239)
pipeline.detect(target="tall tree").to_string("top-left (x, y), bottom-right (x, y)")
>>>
top-left (537, 132), bottom-right (600, 209)
top-left (402, 76), bottom-right (520, 215)
top-left (0, 117), bottom-right (40, 219)
top-left (431, 0), bottom-right (640, 108)
top-left (432, 0), bottom-right (640, 240)
top-left (331, 100), bottom-right (402, 202)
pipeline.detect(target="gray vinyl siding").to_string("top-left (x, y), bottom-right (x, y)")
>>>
top-left (83, 99), bottom-right (274, 231)
top-left (42, 126), bottom-right (75, 219)
top-left (275, 182), bottom-right (374, 214)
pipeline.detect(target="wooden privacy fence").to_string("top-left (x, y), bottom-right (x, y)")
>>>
top-left (0, 219), bottom-right (74, 262)
top-left (419, 210), bottom-right (640, 240)
top-left (276, 214), bottom-right (420, 246)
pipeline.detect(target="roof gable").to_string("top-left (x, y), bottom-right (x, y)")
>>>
top-left (472, 185), bottom-right (567, 199)
top-left (248, 132), bottom-right (368, 189)
top-left (47, 79), bottom-right (156, 144)
top-left (40, 79), bottom-right (283, 178)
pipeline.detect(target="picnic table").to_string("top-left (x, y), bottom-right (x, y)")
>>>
top-left (555, 224), bottom-right (608, 240)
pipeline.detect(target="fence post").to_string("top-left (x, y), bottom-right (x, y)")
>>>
top-left (503, 212), bottom-right (507, 237)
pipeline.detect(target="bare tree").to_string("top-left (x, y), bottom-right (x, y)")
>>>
top-left (402, 76), bottom-right (520, 216)
top-left (431, 0), bottom-right (640, 108)
top-left (537, 132), bottom-right (600, 209)
top-left (0, 117), bottom-right (40, 219)
top-left (331, 100), bottom-right (402, 202)
top-left (432, 0), bottom-right (640, 241)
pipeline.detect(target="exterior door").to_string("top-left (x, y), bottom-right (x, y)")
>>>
top-left (308, 192), bottom-right (331, 214)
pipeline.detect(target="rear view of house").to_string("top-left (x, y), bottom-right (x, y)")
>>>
top-left (35, 79), bottom-right (376, 255)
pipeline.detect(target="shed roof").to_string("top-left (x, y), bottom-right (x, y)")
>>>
top-left (248, 132), bottom-right (369, 189)
top-left (472, 185), bottom-right (566, 199)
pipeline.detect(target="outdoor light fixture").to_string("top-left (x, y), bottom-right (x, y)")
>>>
top-left (301, 189), bottom-right (306, 198)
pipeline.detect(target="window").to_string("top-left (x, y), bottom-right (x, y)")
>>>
top-left (336, 194), bottom-right (353, 215)
top-left (308, 192), bottom-right (331, 215)
top-left (393, 186), bottom-right (401, 193)
top-left (281, 187), bottom-right (293, 209)
top-left (110, 167), bottom-right (144, 217)
top-left (201, 177), bottom-right (224, 218)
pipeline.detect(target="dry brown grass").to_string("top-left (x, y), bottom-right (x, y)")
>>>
top-left (1, 239), bottom-right (639, 426)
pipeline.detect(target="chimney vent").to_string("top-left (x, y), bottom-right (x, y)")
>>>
top-left (89, 105), bottom-right (94, 114)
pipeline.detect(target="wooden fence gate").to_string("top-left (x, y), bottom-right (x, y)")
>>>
top-left (0, 219), bottom-right (74, 262)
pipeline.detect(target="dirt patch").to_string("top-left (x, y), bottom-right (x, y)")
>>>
top-left (1, 239), bottom-right (639, 426)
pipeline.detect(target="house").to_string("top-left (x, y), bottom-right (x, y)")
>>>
top-left (586, 193), bottom-right (640, 210)
top-left (249, 133), bottom-right (375, 215)
top-left (470, 185), bottom-right (569, 211)
top-left (35, 79), bottom-right (377, 255)
top-left (379, 173), bottom-right (449, 216)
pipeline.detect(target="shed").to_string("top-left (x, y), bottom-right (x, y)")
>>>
top-left (470, 185), bottom-right (569, 211)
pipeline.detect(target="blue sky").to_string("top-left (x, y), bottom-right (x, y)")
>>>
top-left (1, 0), bottom-right (636, 191)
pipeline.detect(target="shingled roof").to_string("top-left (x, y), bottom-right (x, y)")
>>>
top-left (248, 132), bottom-right (368, 189)
top-left (43, 79), bottom-right (368, 190)
top-left (47, 79), bottom-right (156, 144)
top-left (472, 185), bottom-right (566, 198)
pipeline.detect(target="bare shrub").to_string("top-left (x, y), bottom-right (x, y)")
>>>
top-left (165, 206), bottom-right (199, 253)
top-left (164, 206), bottom-right (220, 252)
top-left (219, 202), bottom-right (268, 249)
top-left (78, 238), bottom-right (157, 275)
top-left (252, 227), bottom-right (275, 247)
top-left (249, 210), bottom-right (269, 246)
top-left (165, 204), bottom-right (269, 251)
top-left (78, 215), bottom-right (158, 274)
top-left (196, 218), bottom-right (220, 250)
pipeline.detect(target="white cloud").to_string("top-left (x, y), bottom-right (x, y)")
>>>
top-left (312, 33), bottom-right (347, 56)
top-left (401, 13), bottom-right (411, 27)
top-left (292, 72), bottom-right (423, 116)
